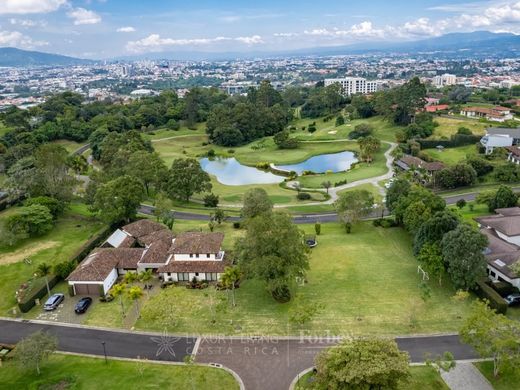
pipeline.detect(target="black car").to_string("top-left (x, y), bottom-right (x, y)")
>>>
top-left (74, 297), bottom-right (93, 314)
top-left (504, 293), bottom-right (520, 306)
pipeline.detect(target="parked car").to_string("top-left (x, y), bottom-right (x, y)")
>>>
top-left (504, 293), bottom-right (520, 306)
top-left (74, 297), bottom-right (92, 314)
top-left (43, 293), bottom-right (64, 311)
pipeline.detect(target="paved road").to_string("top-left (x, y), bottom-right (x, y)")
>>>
top-left (0, 319), bottom-right (477, 390)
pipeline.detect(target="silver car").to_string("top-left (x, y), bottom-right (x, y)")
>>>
top-left (43, 293), bottom-right (64, 311)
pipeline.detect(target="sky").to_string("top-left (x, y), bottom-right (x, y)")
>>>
top-left (0, 0), bottom-right (519, 58)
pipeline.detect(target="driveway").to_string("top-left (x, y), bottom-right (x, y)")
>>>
top-left (35, 295), bottom-right (95, 325)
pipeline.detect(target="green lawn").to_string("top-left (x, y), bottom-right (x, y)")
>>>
top-left (51, 139), bottom-right (84, 154)
top-left (337, 183), bottom-right (384, 203)
top-left (105, 220), bottom-right (476, 336)
top-left (0, 203), bottom-right (105, 316)
top-left (474, 362), bottom-right (520, 390)
top-left (427, 117), bottom-right (488, 140)
top-left (144, 121), bottom-right (207, 140)
top-left (0, 353), bottom-right (238, 390)
top-left (295, 366), bottom-right (449, 389)
top-left (423, 144), bottom-right (478, 165)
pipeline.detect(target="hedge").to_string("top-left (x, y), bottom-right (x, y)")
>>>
top-left (417, 134), bottom-right (481, 149)
top-left (18, 275), bottom-right (59, 313)
top-left (475, 278), bottom-right (508, 314)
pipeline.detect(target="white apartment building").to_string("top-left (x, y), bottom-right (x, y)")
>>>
top-left (432, 73), bottom-right (457, 88)
top-left (324, 77), bottom-right (380, 96)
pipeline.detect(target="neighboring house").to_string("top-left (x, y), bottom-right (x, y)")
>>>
top-left (480, 127), bottom-right (520, 154)
top-left (506, 145), bottom-right (520, 164)
top-left (68, 220), bottom-right (230, 296)
top-left (475, 207), bottom-right (520, 289)
top-left (425, 104), bottom-right (449, 113)
top-left (460, 106), bottom-right (513, 122)
top-left (395, 155), bottom-right (445, 174)
top-left (158, 232), bottom-right (229, 283)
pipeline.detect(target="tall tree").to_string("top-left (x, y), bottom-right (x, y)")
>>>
top-left (357, 136), bottom-right (381, 163)
top-left (236, 212), bottom-right (309, 302)
top-left (314, 338), bottom-right (411, 389)
top-left (36, 262), bottom-right (52, 297)
top-left (126, 151), bottom-right (167, 196)
top-left (417, 243), bottom-right (445, 285)
top-left (111, 283), bottom-right (127, 318)
top-left (335, 189), bottom-right (374, 232)
top-left (128, 286), bottom-right (144, 318)
top-left (14, 331), bottom-right (57, 375)
top-left (92, 175), bottom-right (146, 224)
top-left (241, 187), bottom-right (273, 219)
top-left (386, 178), bottom-right (411, 212)
top-left (221, 266), bottom-right (241, 307)
top-left (413, 209), bottom-right (459, 255)
top-left (441, 224), bottom-right (488, 290)
top-left (166, 158), bottom-right (212, 202)
top-left (393, 77), bottom-right (427, 125)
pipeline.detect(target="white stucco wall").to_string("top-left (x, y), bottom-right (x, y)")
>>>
top-left (174, 253), bottom-right (219, 261)
top-left (103, 268), bottom-right (118, 294)
top-left (161, 272), bottom-right (222, 282)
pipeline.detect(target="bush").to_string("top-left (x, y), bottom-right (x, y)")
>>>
top-left (256, 162), bottom-right (270, 170)
top-left (24, 197), bottom-right (64, 219)
top-left (475, 279), bottom-right (508, 314)
top-left (380, 218), bottom-right (398, 228)
top-left (488, 281), bottom-right (519, 297)
top-left (494, 163), bottom-right (520, 183)
top-left (348, 123), bottom-right (373, 139)
top-left (54, 260), bottom-right (77, 280)
top-left (308, 124), bottom-right (317, 133)
top-left (417, 134), bottom-right (481, 149)
top-left (456, 199), bottom-right (467, 209)
top-left (467, 157), bottom-right (493, 177)
top-left (302, 170), bottom-right (315, 176)
top-left (203, 193), bottom-right (219, 208)
top-left (297, 192), bottom-right (312, 200)
top-left (17, 275), bottom-right (59, 313)
top-left (207, 149), bottom-right (216, 157)
top-left (227, 149), bottom-right (235, 154)
top-left (334, 180), bottom-right (347, 187)
top-left (372, 219), bottom-right (382, 227)
top-left (233, 221), bottom-right (241, 229)
top-left (271, 284), bottom-right (291, 303)
top-left (6, 204), bottom-right (54, 239)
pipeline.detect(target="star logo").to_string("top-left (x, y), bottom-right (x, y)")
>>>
top-left (150, 329), bottom-right (182, 357)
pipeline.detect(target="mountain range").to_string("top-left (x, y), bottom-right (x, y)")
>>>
top-left (0, 31), bottom-right (518, 66)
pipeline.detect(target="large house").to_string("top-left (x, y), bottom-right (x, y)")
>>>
top-left (480, 127), bottom-right (520, 155)
top-left (460, 106), bottom-right (513, 122)
top-left (395, 155), bottom-right (445, 174)
top-left (475, 207), bottom-right (520, 289)
top-left (67, 220), bottom-right (228, 296)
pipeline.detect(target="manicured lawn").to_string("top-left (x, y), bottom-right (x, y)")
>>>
top-left (0, 353), bottom-right (239, 389)
top-left (51, 139), bottom-right (84, 154)
top-left (127, 221), bottom-right (474, 336)
top-left (0, 203), bottom-right (105, 316)
top-left (144, 121), bottom-right (207, 140)
top-left (474, 361), bottom-right (520, 390)
top-left (423, 144), bottom-right (477, 165)
top-left (295, 366), bottom-right (449, 389)
top-left (337, 183), bottom-right (384, 203)
top-left (298, 143), bottom-right (390, 188)
top-left (428, 116), bottom-right (488, 139)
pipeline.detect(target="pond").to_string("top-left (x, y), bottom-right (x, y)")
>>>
top-left (274, 151), bottom-right (357, 175)
top-left (199, 150), bottom-right (357, 186)
top-left (199, 157), bottom-right (284, 186)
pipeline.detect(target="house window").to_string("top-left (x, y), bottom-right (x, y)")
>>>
top-left (196, 254), bottom-right (199, 258)
top-left (189, 254), bottom-right (193, 258)
top-left (195, 272), bottom-right (199, 276)
top-left (206, 272), bottom-right (218, 281)
top-left (167, 272), bottom-right (171, 277)
top-left (207, 253), bottom-right (210, 258)
top-left (178, 272), bottom-right (190, 281)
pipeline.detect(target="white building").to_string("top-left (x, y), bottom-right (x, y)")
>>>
top-left (481, 127), bottom-right (520, 154)
top-left (432, 73), bottom-right (457, 88)
top-left (324, 77), bottom-right (380, 96)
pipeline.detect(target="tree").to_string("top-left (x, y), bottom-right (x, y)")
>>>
top-left (220, 266), bottom-right (241, 307)
top-left (153, 192), bottom-right (174, 229)
top-left (203, 193), bottom-right (219, 208)
top-left (436, 163), bottom-right (477, 189)
top-left (139, 269), bottom-right (153, 296)
top-left (166, 158), bottom-right (212, 202)
top-left (289, 299), bottom-right (322, 326)
top-left (321, 180), bottom-right (332, 194)
top-left (357, 136), bottom-right (381, 163)
top-left (93, 175), bottom-right (145, 224)
top-left (241, 187), bottom-right (273, 219)
top-left (126, 151), bottom-right (167, 196)
top-left (441, 224), bottom-right (488, 290)
top-left (335, 115), bottom-right (345, 126)
top-left (456, 199), bottom-right (467, 209)
top-left (6, 204), bottom-right (54, 240)
top-left (36, 262), bottom-right (52, 297)
top-left (212, 208), bottom-right (226, 225)
top-left (314, 338), bottom-right (410, 389)
top-left (486, 185), bottom-right (518, 212)
top-left (315, 222), bottom-right (321, 235)
top-left (417, 243), bottom-right (445, 285)
top-left (460, 301), bottom-right (520, 377)
top-left (236, 212), bottom-right (309, 302)
top-left (413, 209), bottom-right (459, 255)
top-left (14, 331), bottom-right (57, 375)
top-left (24, 196), bottom-right (64, 219)
top-left (111, 283), bottom-right (127, 318)
top-left (393, 77), bottom-right (427, 125)
top-left (273, 130), bottom-right (299, 149)
top-left (386, 178), bottom-right (411, 212)
top-left (128, 286), bottom-right (144, 318)
top-left (335, 190), bottom-right (374, 232)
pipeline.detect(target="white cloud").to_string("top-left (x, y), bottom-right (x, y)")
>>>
top-left (348, 21), bottom-right (385, 38)
top-left (67, 8), bottom-right (102, 25)
top-left (304, 28), bottom-right (333, 36)
top-left (273, 32), bottom-right (299, 37)
top-left (117, 26), bottom-right (136, 33)
top-left (126, 34), bottom-right (264, 53)
top-left (0, 30), bottom-right (48, 48)
top-left (0, 0), bottom-right (66, 15)
top-left (9, 18), bottom-right (47, 28)
top-left (401, 17), bottom-right (440, 36)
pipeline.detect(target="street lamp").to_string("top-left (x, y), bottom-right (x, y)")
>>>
top-left (101, 341), bottom-right (107, 364)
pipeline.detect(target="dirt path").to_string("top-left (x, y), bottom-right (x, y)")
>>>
top-left (0, 241), bottom-right (59, 265)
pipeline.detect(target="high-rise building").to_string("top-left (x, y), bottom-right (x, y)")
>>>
top-left (432, 73), bottom-right (457, 87)
top-left (324, 77), bottom-right (380, 95)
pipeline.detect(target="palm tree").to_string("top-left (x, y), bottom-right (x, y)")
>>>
top-left (139, 269), bottom-right (153, 296)
top-left (36, 263), bottom-right (52, 297)
top-left (111, 283), bottom-right (127, 318)
top-left (221, 266), bottom-right (240, 307)
top-left (124, 271), bottom-right (138, 285)
top-left (127, 286), bottom-right (144, 318)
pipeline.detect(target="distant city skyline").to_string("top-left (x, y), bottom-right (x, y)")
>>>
top-left (0, 0), bottom-right (519, 58)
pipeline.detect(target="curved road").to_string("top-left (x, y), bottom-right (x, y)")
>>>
top-left (0, 318), bottom-right (477, 390)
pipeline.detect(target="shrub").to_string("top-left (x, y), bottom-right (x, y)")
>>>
top-left (54, 260), bottom-right (77, 280)
top-left (227, 149), bottom-right (235, 154)
top-left (17, 275), bottom-right (59, 313)
top-left (203, 193), bottom-right (219, 208)
top-left (207, 149), bottom-right (216, 157)
top-left (489, 281), bottom-right (519, 297)
top-left (24, 197), bottom-right (64, 219)
top-left (6, 204), bottom-right (54, 239)
top-left (494, 163), bottom-right (520, 183)
top-left (233, 221), bottom-right (241, 229)
top-left (315, 222), bottom-right (321, 235)
top-left (302, 170), bottom-right (315, 176)
top-left (475, 279), bottom-right (507, 314)
top-left (456, 199), bottom-right (467, 209)
top-left (334, 180), bottom-right (347, 187)
top-left (380, 218), bottom-right (398, 228)
top-left (372, 219), bottom-right (382, 227)
top-left (348, 123), bottom-right (373, 139)
top-left (457, 126), bottom-right (472, 135)
top-left (297, 192), bottom-right (312, 200)
top-left (308, 124), bottom-right (317, 133)
top-left (256, 162), bottom-right (270, 170)
top-left (467, 157), bottom-right (493, 177)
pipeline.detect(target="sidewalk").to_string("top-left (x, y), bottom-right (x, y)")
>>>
top-left (440, 362), bottom-right (493, 390)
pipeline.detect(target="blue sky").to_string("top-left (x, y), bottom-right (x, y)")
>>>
top-left (0, 0), bottom-right (519, 58)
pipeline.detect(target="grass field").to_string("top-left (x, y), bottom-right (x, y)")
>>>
top-left (296, 366), bottom-right (449, 390)
top-left (475, 362), bottom-right (520, 390)
top-left (104, 220), bottom-right (477, 336)
top-left (52, 139), bottom-right (84, 153)
top-left (337, 183), bottom-right (384, 203)
top-left (0, 203), bottom-right (105, 316)
top-left (423, 144), bottom-right (478, 165)
top-left (428, 117), bottom-right (488, 139)
top-left (0, 353), bottom-right (239, 390)
top-left (144, 121), bottom-right (206, 140)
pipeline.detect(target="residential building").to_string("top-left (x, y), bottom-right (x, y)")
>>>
top-left (460, 106), bottom-right (513, 122)
top-left (425, 104), bottom-right (449, 113)
top-left (481, 127), bottom-right (520, 154)
top-left (324, 77), bottom-right (380, 96)
top-left (395, 155), bottom-right (445, 174)
top-left (475, 207), bottom-right (520, 289)
top-left (432, 73), bottom-right (457, 87)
